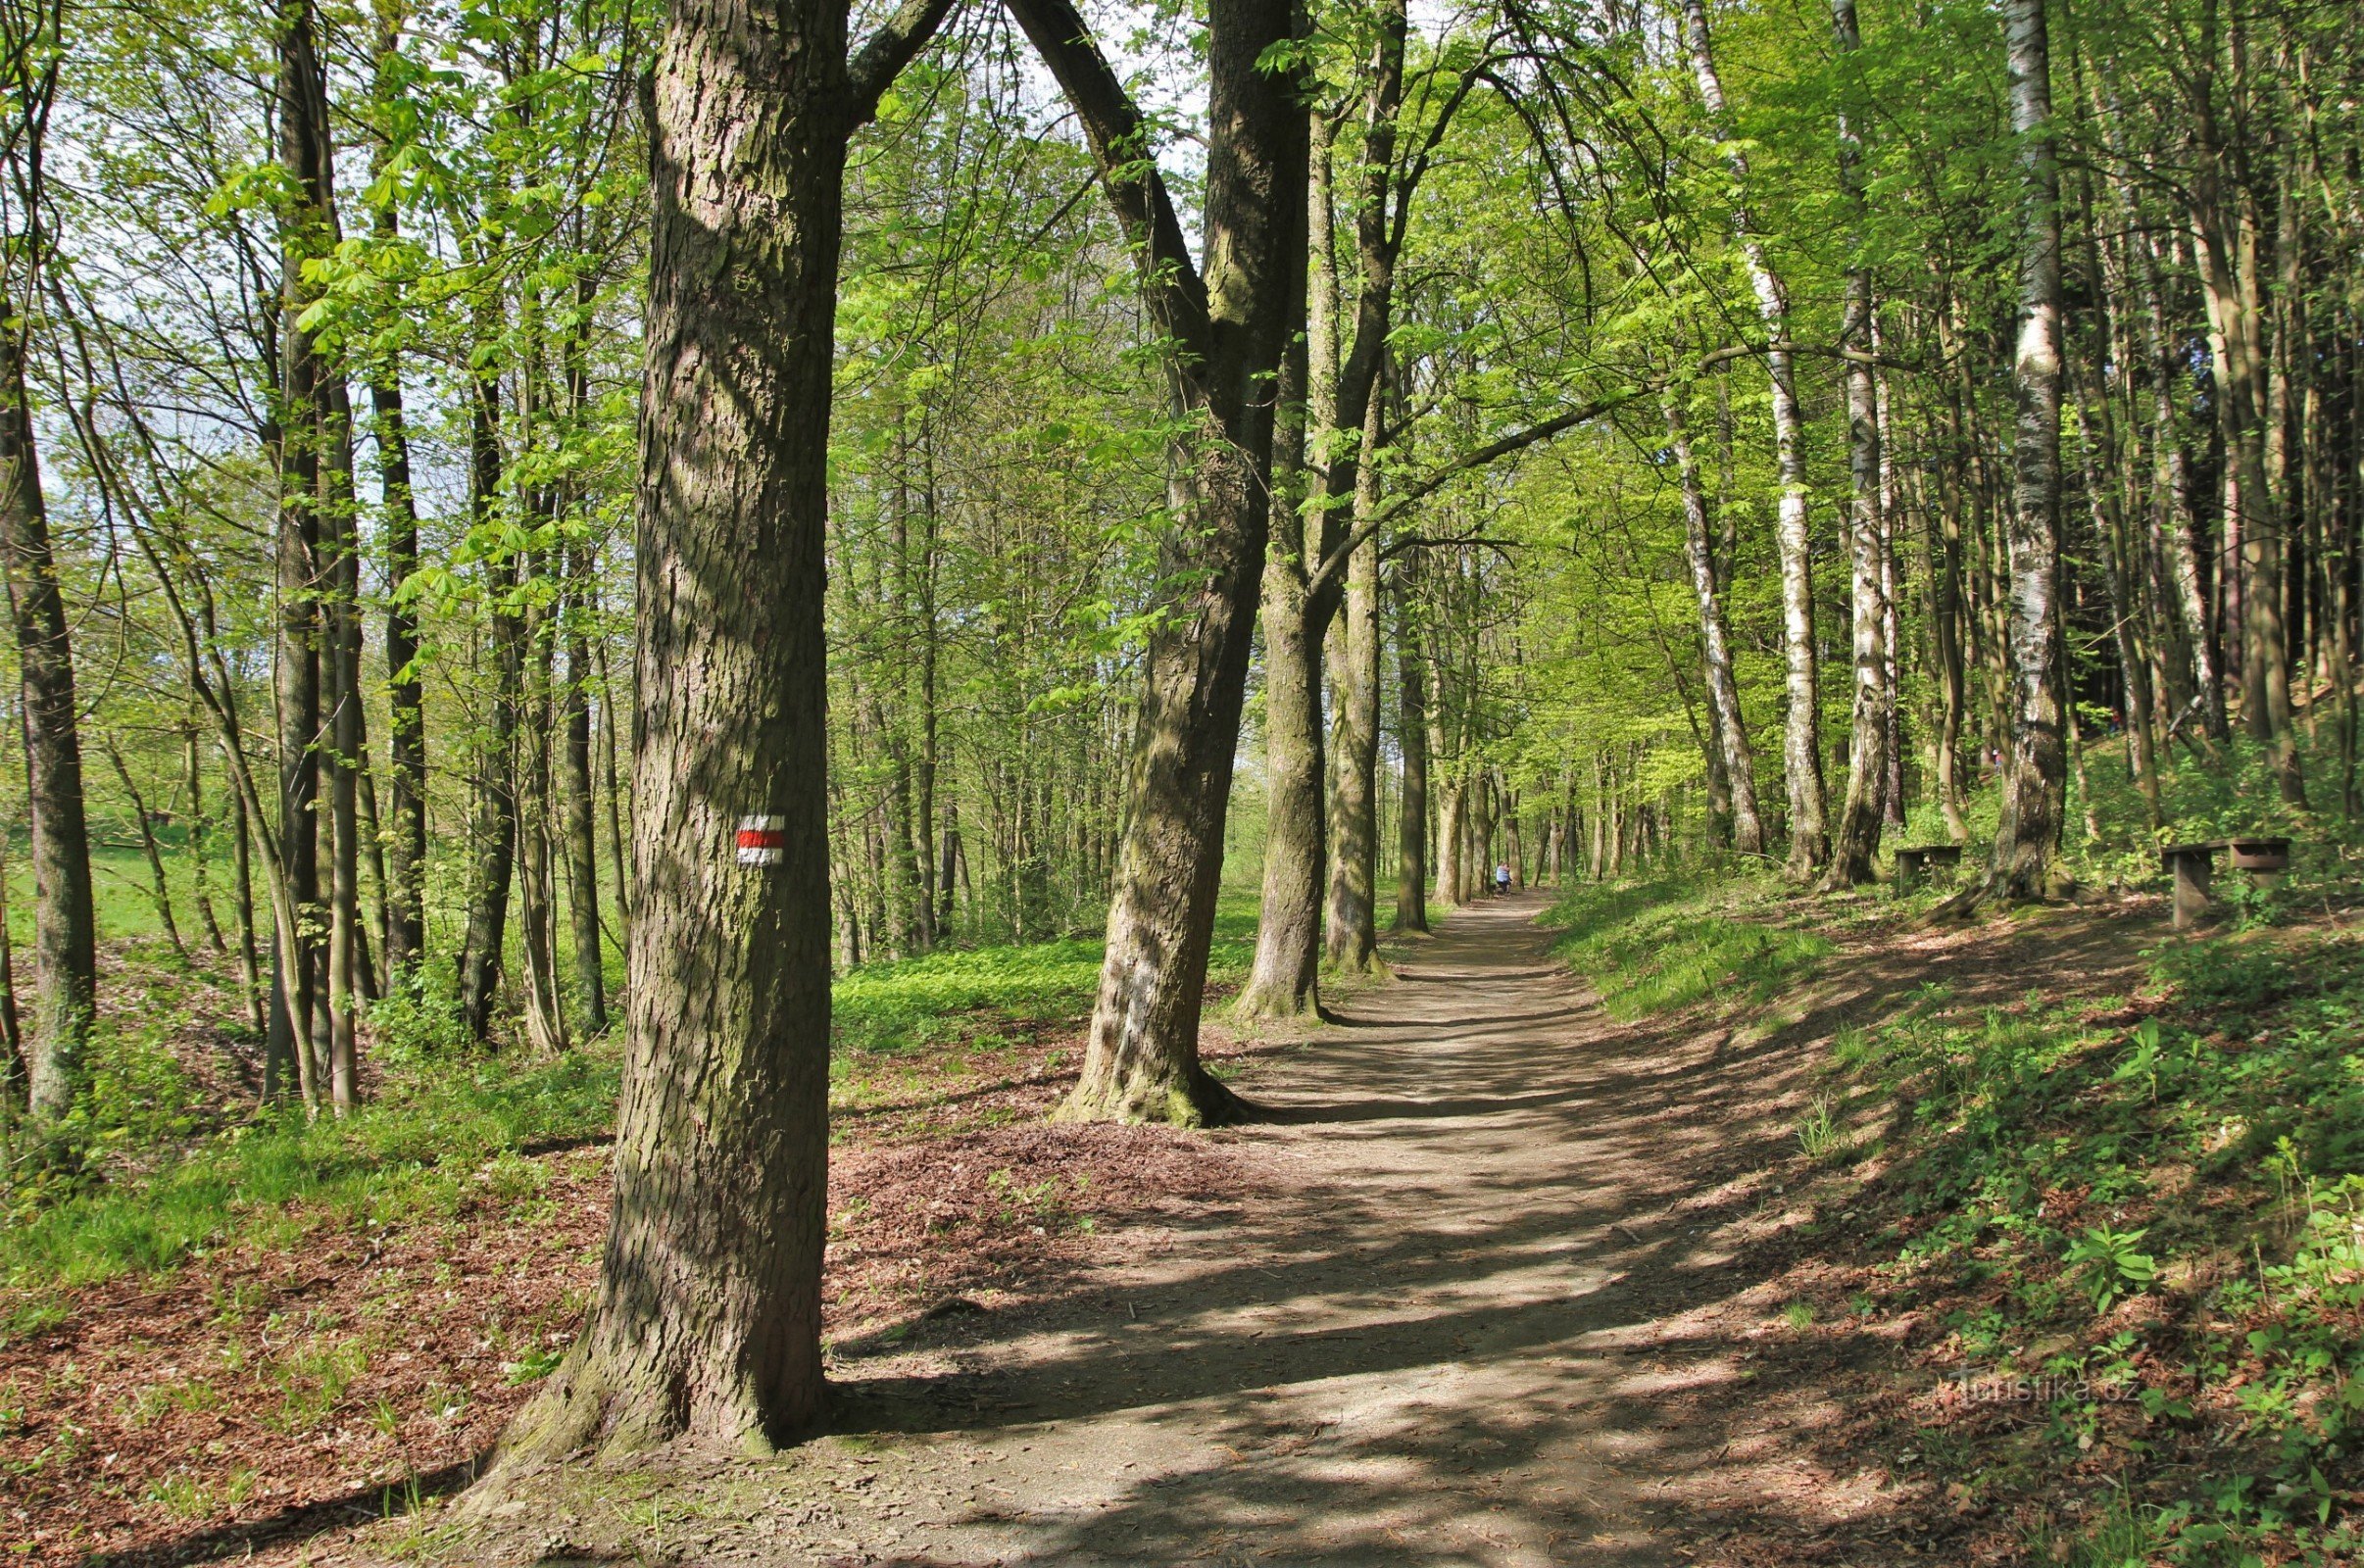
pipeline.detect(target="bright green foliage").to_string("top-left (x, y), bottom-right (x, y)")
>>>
top-left (1541, 876), bottom-right (1834, 1019)
top-left (1836, 930), bottom-right (2364, 1562)
top-left (0, 1044), bottom-right (621, 1287)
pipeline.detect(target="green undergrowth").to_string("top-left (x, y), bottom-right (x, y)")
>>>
top-left (0, 1039), bottom-right (620, 1293)
top-left (1540, 873), bottom-right (1834, 1019)
top-left (1893, 730), bottom-right (2364, 909)
top-left (832, 895), bottom-right (1256, 1057)
top-left (3, 898), bottom-right (1262, 1293)
top-left (1827, 926), bottom-right (2364, 1563)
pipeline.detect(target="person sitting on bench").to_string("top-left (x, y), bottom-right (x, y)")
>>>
top-left (1495, 862), bottom-right (1512, 897)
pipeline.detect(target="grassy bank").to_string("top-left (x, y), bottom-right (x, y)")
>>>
top-left (0, 895), bottom-right (1258, 1296)
top-left (1824, 925), bottom-right (2364, 1565)
top-left (1544, 856), bottom-right (2364, 1565)
top-left (1540, 873), bottom-right (1834, 1018)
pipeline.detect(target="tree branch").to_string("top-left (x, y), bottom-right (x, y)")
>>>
top-left (1000, 0), bottom-right (1210, 366)
top-left (847, 0), bottom-right (964, 128)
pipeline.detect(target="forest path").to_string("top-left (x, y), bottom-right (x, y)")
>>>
top-left (501, 889), bottom-right (1852, 1568)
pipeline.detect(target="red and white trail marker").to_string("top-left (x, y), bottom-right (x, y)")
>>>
top-left (736, 815), bottom-right (787, 865)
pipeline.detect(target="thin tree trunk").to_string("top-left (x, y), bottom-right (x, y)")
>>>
top-left (1665, 392), bottom-right (1764, 855)
top-left (1322, 408), bottom-right (1382, 972)
top-left (1823, 0), bottom-right (1890, 888)
top-left (102, 739), bottom-right (188, 961)
top-left (564, 551), bottom-right (608, 1034)
top-left (322, 376), bottom-right (364, 1113)
top-left (1679, 0), bottom-right (1825, 876)
top-left (179, 724), bottom-right (225, 952)
top-left (226, 745), bottom-right (264, 1031)
top-left (457, 366), bottom-right (518, 1043)
top-left (1393, 562), bottom-right (1429, 931)
top-left (0, 321), bottom-right (95, 1119)
top-left (1989, 0), bottom-right (2068, 901)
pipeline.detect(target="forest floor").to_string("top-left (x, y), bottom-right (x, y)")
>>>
top-left (374, 886), bottom-right (2174, 1568)
top-left (25, 878), bottom-right (2329, 1566)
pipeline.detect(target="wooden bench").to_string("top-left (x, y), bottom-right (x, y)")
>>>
top-left (2160, 837), bottom-right (2291, 929)
top-left (1894, 843), bottom-right (1964, 890)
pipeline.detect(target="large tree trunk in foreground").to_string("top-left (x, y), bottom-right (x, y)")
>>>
top-left (1989, 0), bottom-right (2067, 901)
top-left (1011, 0), bottom-right (1305, 1126)
top-left (0, 328), bottom-right (95, 1121)
top-left (495, 0), bottom-right (952, 1466)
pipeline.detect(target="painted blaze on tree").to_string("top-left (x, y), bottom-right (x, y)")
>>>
top-left (491, 0), bottom-right (953, 1466)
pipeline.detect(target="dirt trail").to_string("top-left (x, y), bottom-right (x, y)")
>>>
top-left (461, 889), bottom-right (1897, 1568)
top-left (444, 892), bottom-right (2167, 1568)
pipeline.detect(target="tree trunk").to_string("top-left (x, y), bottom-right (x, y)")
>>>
top-left (1823, 0), bottom-right (1890, 888)
top-left (564, 553), bottom-right (608, 1035)
top-left (1239, 509), bottom-right (1325, 1016)
top-left (1011, 0), bottom-right (1305, 1125)
top-left (1242, 116), bottom-right (1326, 1020)
top-left (457, 370), bottom-right (518, 1044)
top-left (268, 0), bottom-right (332, 1106)
top-left (0, 324), bottom-right (94, 1120)
top-left (496, 0), bottom-right (953, 1466)
top-left (1679, 0), bottom-right (1825, 876)
top-left (1664, 392), bottom-right (1763, 856)
top-left (1393, 564), bottom-right (1429, 931)
top-left (375, 367), bottom-right (427, 983)
top-left (1989, 0), bottom-right (2068, 901)
top-left (321, 373), bottom-right (364, 1113)
top-left (1322, 420), bottom-right (1382, 972)
top-left (182, 724), bottom-right (226, 952)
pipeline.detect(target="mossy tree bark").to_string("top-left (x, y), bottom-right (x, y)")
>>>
top-left (0, 325), bottom-right (94, 1122)
top-left (493, 0), bottom-right (954, 1465)
top-left (1010, 0), bottom-right (1305, 1125)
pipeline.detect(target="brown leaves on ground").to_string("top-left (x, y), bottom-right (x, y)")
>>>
top-left (1, 1027), bottom-right (1257, 1568)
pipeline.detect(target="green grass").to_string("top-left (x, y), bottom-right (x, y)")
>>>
top-left (1896, 723), bottom-right (2364, 908)
top-left (1539, 874), bottom-right (1833, 1019)
top-left (0, 887), bottom-right (1264, 1292)
top-left (832, 889), bottom-right (1256, 1056)
top-left (0, 1039), bottom-right (623, 1289)
top-left (1832, 927), bottom-right (2364, 1563)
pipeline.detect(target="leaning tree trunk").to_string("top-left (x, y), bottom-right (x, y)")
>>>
top-left (1010, 0), bottom-right (1305, 1126)
top-left (0, 328), bottom-right (94, 1119)
top-left (1989, 0), bottom-right (2067, 902)
top-left (496, 0), bottom-right (952, 1468)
